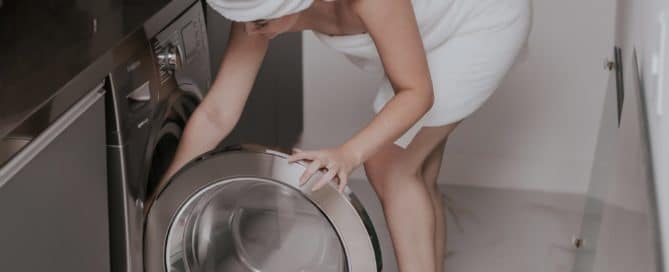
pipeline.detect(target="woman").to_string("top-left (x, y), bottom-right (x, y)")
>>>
top-left (161, 0), bottom-right (531, 271)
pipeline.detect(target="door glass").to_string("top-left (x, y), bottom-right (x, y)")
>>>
top-left (571, 55), bottom-right (620, 271)
top-left (166, 177), bottom-right (347, 272)
top-left (571, 50), bottom-right (661, 271)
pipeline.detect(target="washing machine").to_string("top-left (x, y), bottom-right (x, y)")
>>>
top-left (138, 2), bottom-right (382, 270)
top-left (106, 2), bottom-right (210, 272)
top-left (143, 144), bottom-right (383, 272)
top-left (108, 1), bottom-right (382, 271)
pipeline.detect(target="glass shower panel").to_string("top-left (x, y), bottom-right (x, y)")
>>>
top-left (571, 49), bottom-right (661, 272)
top-left (571, 53), bottom-right (621, 271)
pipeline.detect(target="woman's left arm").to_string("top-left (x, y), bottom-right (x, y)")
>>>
top-left (288, 0), bottom-right (434, 191)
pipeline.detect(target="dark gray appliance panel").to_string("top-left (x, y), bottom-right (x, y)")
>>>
top-left (224, 32), bottom-right (304, 149)
top-left (0, 92), bottom-right (109, 272)
top-left (205, 4), bottom-right (303, 149)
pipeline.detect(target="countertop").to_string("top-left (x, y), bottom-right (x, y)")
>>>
top-left (0, 0), bottom-right (197, 139)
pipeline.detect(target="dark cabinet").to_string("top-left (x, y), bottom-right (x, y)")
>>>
top-left (0, 88), bottom-right (110, 272)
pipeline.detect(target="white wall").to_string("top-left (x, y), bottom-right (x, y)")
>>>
top-left (300, 0), bottom-right (616, 194)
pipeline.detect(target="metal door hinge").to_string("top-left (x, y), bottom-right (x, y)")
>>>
top-left (572, 236), bottom-right (585, 249)
top-left (604, 59), bottom-right (616, 71)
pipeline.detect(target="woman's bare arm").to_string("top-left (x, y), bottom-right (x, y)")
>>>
top-left (343, 0), bottom-right (434, 162)
top-left (158, 22), bottom-right (269, 187)
top-left (288, 0), bottom-right (434, 191)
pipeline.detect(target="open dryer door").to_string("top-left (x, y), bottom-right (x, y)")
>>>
top-left (145, 89), bottom-right (199, 199)
top-left (144, 145), bottom-right (382, 272)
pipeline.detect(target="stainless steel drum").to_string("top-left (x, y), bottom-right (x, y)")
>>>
top-left (144, 145), bottom-right (382, 272)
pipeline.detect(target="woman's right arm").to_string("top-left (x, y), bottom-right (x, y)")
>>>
top-left (159, 22), bottom-right (269, 185)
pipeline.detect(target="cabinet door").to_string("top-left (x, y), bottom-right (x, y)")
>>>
top-left (0, 90), bottom-right (109, 272)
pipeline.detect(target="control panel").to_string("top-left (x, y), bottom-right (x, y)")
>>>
top-left (151, 14), bottom-right (206, 85)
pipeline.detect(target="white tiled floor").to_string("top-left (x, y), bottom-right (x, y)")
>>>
top-left (349, 178), bottom-right (660, 272)
top-left (349, 179), bottom-right (588, 272)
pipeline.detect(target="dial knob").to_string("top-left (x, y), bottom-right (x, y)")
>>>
top-left (157, 44), bottom-right (182, 75)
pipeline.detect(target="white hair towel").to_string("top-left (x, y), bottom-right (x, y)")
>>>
top-left (206, 0), bottom-right (315, 22)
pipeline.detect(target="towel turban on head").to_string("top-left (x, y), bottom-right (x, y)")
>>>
top-left (206, 0), bottom-right (315, 22)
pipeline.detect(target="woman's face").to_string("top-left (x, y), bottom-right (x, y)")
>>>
top-left (244, 13), bottom-right (300, 39)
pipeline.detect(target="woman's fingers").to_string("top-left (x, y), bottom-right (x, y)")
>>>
top-left (299, 159), bottom-right (322, 185)
top-left (312, 168), bottom-right (337, 192)
top-left (287, 151), bottom-right (310, 163)
top-left (287, 148), bottom-right (351, 193)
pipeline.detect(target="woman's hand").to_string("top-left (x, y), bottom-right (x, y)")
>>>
top-left (287, 146), bottom-right (362, 193)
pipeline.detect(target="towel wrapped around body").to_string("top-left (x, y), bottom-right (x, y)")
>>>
top-left (206, 0), bottom-right (532, 148)
top-left (206, 0), bottom-right (314, 22)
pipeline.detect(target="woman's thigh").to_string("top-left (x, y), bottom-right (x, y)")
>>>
top-left (364, 122), bottom-right (460, 196)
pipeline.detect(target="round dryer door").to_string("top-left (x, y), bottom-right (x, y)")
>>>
top-left (144, 145), bottom-right (382, 272)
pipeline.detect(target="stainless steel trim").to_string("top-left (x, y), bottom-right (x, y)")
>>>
top-left (145, 144), bottom-right (381, 272)
top-left (0, 81), bottom-right (105, 188)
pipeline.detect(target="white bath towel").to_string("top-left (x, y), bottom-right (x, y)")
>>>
top-left (314, 0), bottom-right (532, 148)
top-left (207, 0), bottom-right (314, 22)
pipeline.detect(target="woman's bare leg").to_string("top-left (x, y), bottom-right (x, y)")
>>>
top-left (422, 138), bottom-right (448, 271)
top-left (364, 122), bottom-right (459, 272)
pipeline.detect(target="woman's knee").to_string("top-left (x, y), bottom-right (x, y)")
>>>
top-left (365, 158), bottom-right (423, 189)
top-left (421, 158), bottom-right (440, 184)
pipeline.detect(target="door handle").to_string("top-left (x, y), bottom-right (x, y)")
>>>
top-left (127, 81), bottom-right (151, 102)
top-left (614, 46), bottom-right (625, 126)
top-left (0, 82), bottom-right (105, 187)
top-left (126, 81), bottom-right (152, 111)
